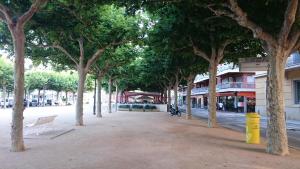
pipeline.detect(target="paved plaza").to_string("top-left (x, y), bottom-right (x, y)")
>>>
top-left (1, 107), bottom-right (300, 169)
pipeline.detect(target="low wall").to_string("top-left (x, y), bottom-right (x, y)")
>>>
top-left (155, 104), bottom-right (168, 112)
top-left (117, 104), bottom-right (168, 112)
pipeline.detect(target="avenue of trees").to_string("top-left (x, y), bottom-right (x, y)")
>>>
top-left (0, 0), bottom-right (298, 156)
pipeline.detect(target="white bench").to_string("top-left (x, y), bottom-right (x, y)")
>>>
top-left (25, 115), bottom-right (57, 135)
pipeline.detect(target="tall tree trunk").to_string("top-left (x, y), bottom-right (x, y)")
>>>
top-left (266, 50), bottom-right (289, 155)
top-left (75, 67), bottom-right (87, 126)
top-left (37, 89), bottom-right (41, 106)
top-left (96, 76), bottom-right (102, 118)
top-left (208, 61), bottom-right (218, 128)
top-left (186, 75), bottom-right (194, 120)
top-left (11, 29), bottom-right (25, 152)
top-left (42, 86), bottom-right (46, 106)
top-left (174, 76), bottom-right (179, 110)
top-left (167, 86), bottom-right (171, 112)
top-left (108, 76), bottom-right (112, 113)
top-left (163, 89), bottom-right (167, 104)
top-left (115, 83), bottom-right (118, 112)
top-left (2, 85), bottom-right (6, 109)
top-left (72, 92), bottom-right (75, 104)
top-left (65, 91), bottom-right (68, 106)
top-left (93, 78), bottom-right (96, 115)
top-left (26, 88), bottom-right (30, 108)
top-left (56, 91), bottom-right (59, 105)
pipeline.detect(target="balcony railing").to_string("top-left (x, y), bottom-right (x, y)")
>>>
top-left (217, 82), bottom-right (255, 89)
top-left (286, 57), bottom-right (300, 68)
top-left (192, 87), bottom-right (208, 94)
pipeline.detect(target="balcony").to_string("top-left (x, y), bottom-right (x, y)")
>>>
top-left (286, 54), bottom-right (300, 69)
top-left (191, 87), bottom-right (208, 95)
top-left (217, 82), bottom-right (255, 92)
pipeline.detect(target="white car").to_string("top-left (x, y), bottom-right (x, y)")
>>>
top-left (0, 98), bottom-right (13, 108)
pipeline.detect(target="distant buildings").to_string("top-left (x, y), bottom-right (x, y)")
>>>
top-left (179, 53), bottom-right (300, 120)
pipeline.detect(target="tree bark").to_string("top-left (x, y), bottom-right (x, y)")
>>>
top-left (26, 88), bottom-right (30, 108)
top-left (167, 86), bottom-right (171, 112)
top-left (96, 76), bottom-right (102, 118)
top-left (42, 86), bottom-right (46, 106)
top-left (37, 89), bottom-right (40, 106)
top-left (2, 85), bottom-right (6, 109)
top-left (174, 75), bottom-right (179, 110)
top-left (75, 66), bottom-right (87, 126)
top-left (56, 91), bottom-right (59, 104)
top-left (108, 76), bottom-right (112, 113)
top-left (208, 61), bottom-right (218, 128)
top-left (10, 28), bottom-right (25, 152)
top-left (65, 91), bottom-right (68, 106)
top-left (186, 75), bottom-right (194, 120)
top-left (266, 49), bottom-right (289, 155)
top-left (115, 83), bottom-right (118, 112)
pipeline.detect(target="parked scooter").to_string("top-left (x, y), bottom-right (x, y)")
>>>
top-left (169, 105), bottom-right (181, 117)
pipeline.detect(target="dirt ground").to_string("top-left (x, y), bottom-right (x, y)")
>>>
top-left (1, 110), bottom-right (300, 169)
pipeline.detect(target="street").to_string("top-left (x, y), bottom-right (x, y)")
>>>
top-left (189, 108), bottom-right (300, 149)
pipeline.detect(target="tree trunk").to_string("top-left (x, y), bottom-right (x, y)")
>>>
top-left (186, 76), bottom-right (194, 120)
top-left (115, 83), bottom-right (118, 112)
top-left (72, 92), bottom-right (75, 104)
top-left (2, 85), bottom-right (6, 109)
top-left (56, 91), bottom-right (59, 105)
top-left (266, 50), bottom-right (289, 155)
top-left (65, 91), bottom-right (68, 106)
top-left (11, 28), bottom-right (25, 152)
top-left (163, 89), bottom-right (167, 104)
top-left (174, 77), bottom-right (179, 110)
top-left (208, 61), bottom-right (218, 128)
top-left (27, 88), bottom-right (30, 108)
top-left (37, 89), bottom-right (40, 107)
top-left (167, 86), bottom-right (171, 112)
top-left (108, 76), bottom-right (112, 113)
top-left (42, 86), bottom-right (46, 106)
top-left (96, 76), bottom-right (102, 118)
top-left (75, 67), bottom-right (87, 126)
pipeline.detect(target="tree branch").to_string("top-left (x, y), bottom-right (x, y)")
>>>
top-left (190, 37), bottom-right (210, 62)
top-left (85, 40), bottom-right (127, 73)
top-left (48, 44), bottom-right (79, 67)
top-left (18, 0), bottom-right (48, 26)
top-left (0, 3), bottom-right (12, 24)
top-left (279, 0), bottom-right (298, 45)
top-left (217, 39), bottom-right (234, 63)
top-left (227, 0), bottom-right (277, 46)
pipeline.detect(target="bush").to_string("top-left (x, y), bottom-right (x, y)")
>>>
top-left (118, 105), bottom-right (130, 109)
top-left (132, 105), bottom-right (144, 109)
top-left (144, 105), bottom-right (156, 110)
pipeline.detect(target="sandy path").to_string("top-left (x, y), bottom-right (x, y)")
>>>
top-left (0, 110), bottom-right (300, 169)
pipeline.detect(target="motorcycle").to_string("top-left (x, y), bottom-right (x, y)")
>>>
top-left (169, 105), bottom-right (181, 117)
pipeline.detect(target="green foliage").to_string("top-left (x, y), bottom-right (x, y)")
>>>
top-left (0, 56), bottom-right (13, 91)
top-left (25, 70), bottom-right (79, 93)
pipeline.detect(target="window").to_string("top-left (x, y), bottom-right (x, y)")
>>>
top-left (295, 80), bottom-right (300, 104)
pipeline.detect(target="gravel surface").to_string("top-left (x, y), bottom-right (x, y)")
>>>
top-left (1, 108), bottom-right (300, 169)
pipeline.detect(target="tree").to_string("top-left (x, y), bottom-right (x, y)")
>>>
top-left (208, 0), bottom-right (300, 156)
top-left (32, 4), bottom-right (139, 125)
top-left (0, 56), bottom-right (13, 109)
top-left (0, 0), bottom-right (48, 152)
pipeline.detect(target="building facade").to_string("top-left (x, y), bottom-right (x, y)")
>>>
top-left (240, 53), bottom-right (300, 120)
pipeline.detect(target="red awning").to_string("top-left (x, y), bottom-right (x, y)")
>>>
top-left (237, 92), bottom-right (255, 98)
top-left (217, 92), bottom-right (255, 98)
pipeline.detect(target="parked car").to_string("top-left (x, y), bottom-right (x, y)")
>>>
top-left (46, 99), bottom-right (53, 106)
top-left (0, 98), bottom-right (13, 108)
top-left (30, 99), bottom-right (38, 107)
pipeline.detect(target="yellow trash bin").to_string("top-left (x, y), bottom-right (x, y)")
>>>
top-left (246, 113), bottom-right (260, 144)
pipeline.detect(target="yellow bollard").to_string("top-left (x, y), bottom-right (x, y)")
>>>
top-left (246, 113), bottom-right (260, 144)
